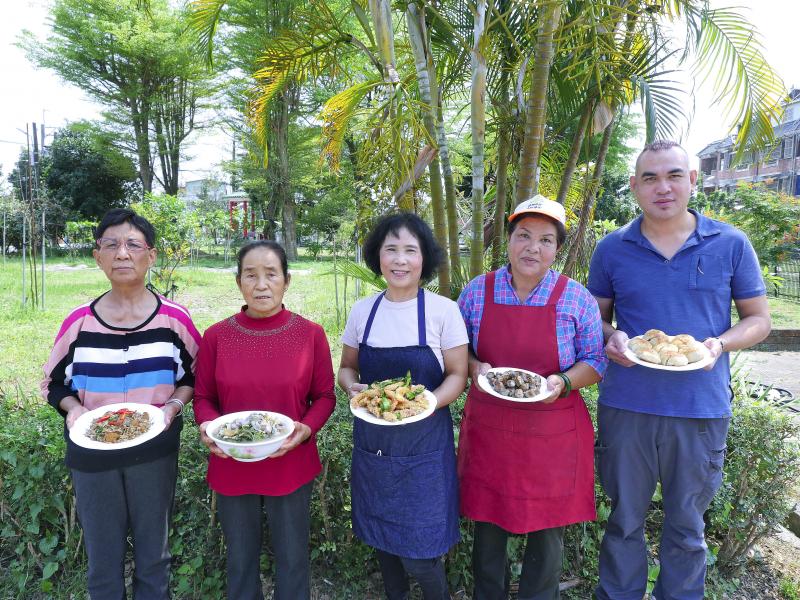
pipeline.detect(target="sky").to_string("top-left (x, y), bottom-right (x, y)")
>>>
top-left (1, 0), bottom-right (799, 192)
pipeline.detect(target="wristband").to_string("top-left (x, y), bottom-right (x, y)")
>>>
top-left (555, 373), bottom-right (572, 398)
top-left (707, 337), bottom-right (726, 352)
top-left (166, 398), bottom-right (185, 416)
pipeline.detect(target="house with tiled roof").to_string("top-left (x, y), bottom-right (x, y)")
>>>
top-left (698, 89), bottom-right (800, 196)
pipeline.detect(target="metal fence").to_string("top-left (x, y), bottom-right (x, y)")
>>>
top-left (772, 260), bottom-right (800, 301)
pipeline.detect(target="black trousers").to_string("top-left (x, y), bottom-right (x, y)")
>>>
top-left (472, 521), bottom-right (565, 600)
top-left (217, 481), bottom-right (313, 600)
top-left (71, 451), bottom-right (178, 600)
top-left (375, 550), bottom-right (450, 600)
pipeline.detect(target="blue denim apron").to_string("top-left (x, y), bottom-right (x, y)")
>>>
top-left (351, 288), bottom-right (460, 559)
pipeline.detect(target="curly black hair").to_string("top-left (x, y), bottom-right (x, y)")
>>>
top-left (363, 213), bottom-right (444, 283)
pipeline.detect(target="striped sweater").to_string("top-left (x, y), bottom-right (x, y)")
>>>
top-left (42, 291), bottom-right (201, 471)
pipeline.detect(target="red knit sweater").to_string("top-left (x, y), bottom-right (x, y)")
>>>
top-left (193, 308), bottom-right (336, 496)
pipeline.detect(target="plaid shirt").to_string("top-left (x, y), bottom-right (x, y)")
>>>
top-left (457, 266), bottom-right (607, 376)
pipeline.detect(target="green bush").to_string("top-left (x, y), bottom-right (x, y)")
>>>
top-left (707, 376), bottom-right (800, 573)
top-left (3, 378), bottom-right (799, 598)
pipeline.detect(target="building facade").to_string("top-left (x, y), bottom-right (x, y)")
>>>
top-left (698, 89), bottom-right (800, 197)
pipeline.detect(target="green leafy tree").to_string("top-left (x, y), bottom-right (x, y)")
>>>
top-left (45, 124), bottom-right (139, 220)
top-left (22, 0), bottom-right (213, 194)
top-left (703, 184), bottom-right (800, 265)
top-left (132, 193), bottom-right (199, 297)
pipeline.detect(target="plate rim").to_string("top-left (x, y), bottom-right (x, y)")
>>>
top-left (349, 389), bottom-right (437, 426)
top-left (206, 410), bottom-right (295, 446)
top-left (477, 367), bottom-right (552, 403)
top-left (623, 343), bottom-right (713, 371)
top-left (69, 402), bottom-right (166, 450)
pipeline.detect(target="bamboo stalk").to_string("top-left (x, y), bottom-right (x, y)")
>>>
top-left (470, 0), bottom-right (488, 278)
top-left (407, 3), bottom-right (450, 295)
top-left (515, 0), bottom-right (562, 202)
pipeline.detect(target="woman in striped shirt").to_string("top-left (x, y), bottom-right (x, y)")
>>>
top-left (42, 208), bottom-right (201, 600)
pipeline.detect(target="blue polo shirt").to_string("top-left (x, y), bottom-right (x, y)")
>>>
top-left (587, 211), bottom-right (765, 418)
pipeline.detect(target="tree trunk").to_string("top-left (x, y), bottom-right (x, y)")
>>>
top-left (437, 95), bottom-right (461, 284)
top-left (491, 125), bottom-right (512, 269)
top-left (515, 0), bottom-right (562, 202)
top-left (469, 0), bottom-right (488, 278)
top-left (130, 99), bottom-right (153, 193)
top-left (555, 98), bottom-right (593, 206)
top-left (562, 119), bottom-right (615, 280)
top-left (270, 90), bottom-right (296, 259)
top-left (407, 3), bottom-right (450, 296)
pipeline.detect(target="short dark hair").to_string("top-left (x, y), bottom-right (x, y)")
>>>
top-left (363, 213), bottom-right (444, 283)
top-left (508, 214), bottom-right (567, 248)
top-left (95, 208), bottom-right (156, 248)
top-left (634, 140), bottom-right (687, 174)
top-left (236, 240), bottom-right (289, 280)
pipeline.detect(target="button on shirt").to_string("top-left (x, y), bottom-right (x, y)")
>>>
top-left (458, 267), bottom-right (607, 377)
top-left (587, 210), bottom-right (765, 418)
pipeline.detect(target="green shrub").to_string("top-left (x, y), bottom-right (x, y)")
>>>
top-left (4, 377), bottom-right (799, 598)
top-left (707, 376), bottom-right (800, 573)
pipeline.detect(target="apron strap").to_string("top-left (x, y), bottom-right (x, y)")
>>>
top-left (548, 275), bottom-right (569, 306)
top-left (416, 288), bottom-right (427, 347)
top-left (362, 291), bottom-right (387, 345)
top-left (362, 289), bottom-right (427, 347)
top-left (484, 271), bottom-right (497, 306)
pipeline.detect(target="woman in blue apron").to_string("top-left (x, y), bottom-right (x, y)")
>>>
top-left (338, 213), bottom-right (468, 599)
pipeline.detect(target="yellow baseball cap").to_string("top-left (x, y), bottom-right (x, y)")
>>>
top-left (508, 194), bottom-right (566, 225)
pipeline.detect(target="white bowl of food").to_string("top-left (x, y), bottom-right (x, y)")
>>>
top-left (206, 410), bottom-right (294, 462)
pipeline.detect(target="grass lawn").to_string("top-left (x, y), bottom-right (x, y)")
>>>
top-left (0, 256), bottom-right (375, 399)
top-left (766, 295), bottom-right (800, 328)
top-left (3, 255), bottom-right (799, 400)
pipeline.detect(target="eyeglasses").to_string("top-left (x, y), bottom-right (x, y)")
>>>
top-left (96, 238), bottom-right (151, 253)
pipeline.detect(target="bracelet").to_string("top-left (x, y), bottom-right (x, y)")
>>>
top-left (166, 398), bottom-right (185, 416)
top-left (555, 373), bottom-right (572, 398)
top-left (707, 337), bottom-right (726, 352)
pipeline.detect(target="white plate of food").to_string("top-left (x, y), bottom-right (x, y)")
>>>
top-left (349, 376), bottom-right (437, 426)
top-left (624, 330), bottom-right (714, 372)
top-left (205, 411), bottom-right (295, 462)
top-left (477, 367), bottom-right (552, 402)
top-left (70, 403), bottom-right (166, 450)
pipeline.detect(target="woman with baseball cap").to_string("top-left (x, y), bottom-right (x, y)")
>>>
top-left (456, 195), bottom-right (608, 599)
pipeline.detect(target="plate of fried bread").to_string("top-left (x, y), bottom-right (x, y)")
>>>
top-left (623, 329), bottom-right (714, 371)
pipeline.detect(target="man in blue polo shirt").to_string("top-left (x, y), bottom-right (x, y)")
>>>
top-left (588, 140), bottom-right (771, 600)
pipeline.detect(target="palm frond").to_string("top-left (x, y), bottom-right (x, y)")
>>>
top-left (319, 81), bottom-right (381, 171)
top-left (187, 0), bottom-right (228, 68)
top-left (327, 260), bottom-right (387, 291)
top-left (689, 6), bottom-right (785, 162)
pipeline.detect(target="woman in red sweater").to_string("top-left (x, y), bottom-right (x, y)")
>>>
top-left (193, 241), bottom-right (336, 600)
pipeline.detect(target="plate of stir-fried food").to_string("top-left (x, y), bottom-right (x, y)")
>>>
top-left (349, 373), bottom-right (436, 426)
top-left (70, 403), bottom-right (166, 450)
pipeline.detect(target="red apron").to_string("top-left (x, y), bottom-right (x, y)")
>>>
top-left (458, 271), bottom-right (596, 534)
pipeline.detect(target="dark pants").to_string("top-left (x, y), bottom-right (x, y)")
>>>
top-left (71, 451), bottom-right (178, 600)
top-left (595, 405), bottom-right (729, 600)
top-left (217, 481), bottom-right (313, 600)
top-left (375, 550), bottom-right (449, 600)
top-left (472, 521), bottom-right (564, 600)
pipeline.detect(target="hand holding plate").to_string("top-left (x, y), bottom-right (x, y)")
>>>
top-left (65, 404), bottom-right (89, 430)
top-left (541, 375), bottom-right (563, 404)
top-left (270, 421), bottom-right (311, 458)
top-left (702, 337), bottom-right (723, 371)
top-left (606, 330), bottom-right (635, 367)
top-left (471, 361), bottom-right (492, 391)
top-left (199, 421), bottom-right (229, 459)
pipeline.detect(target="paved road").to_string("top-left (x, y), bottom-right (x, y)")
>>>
top-left (734, 351), bottom-right (800, 399)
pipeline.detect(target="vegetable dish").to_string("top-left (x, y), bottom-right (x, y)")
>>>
top-left (350, 372), bottom-right (429, 422)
